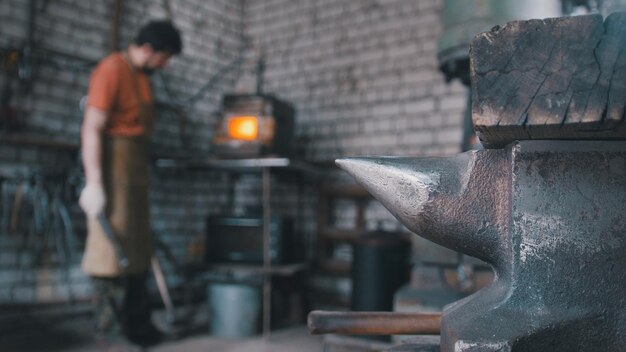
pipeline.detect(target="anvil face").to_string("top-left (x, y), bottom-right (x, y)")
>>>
top-left (337, 141), bottom-right (626, 352)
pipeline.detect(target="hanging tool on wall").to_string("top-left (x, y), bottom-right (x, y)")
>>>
top-left (9, 182), bottom-right (24, 235)
top-left (1, 0), bottom-right (38, 131)
top-left (0, 48), bottom-right (21, 132)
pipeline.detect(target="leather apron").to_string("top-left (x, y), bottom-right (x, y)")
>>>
top-left (82, 57), bottom-right (154, 277)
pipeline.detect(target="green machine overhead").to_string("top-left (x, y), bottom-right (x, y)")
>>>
top-left (438, 0), bottom-right (561, 83)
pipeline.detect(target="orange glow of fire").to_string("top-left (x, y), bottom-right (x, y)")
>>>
top-left (227, 116), bottom-right (259, 141)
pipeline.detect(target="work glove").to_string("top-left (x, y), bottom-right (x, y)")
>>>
top-left (79, 183), bottom-right (106, 218)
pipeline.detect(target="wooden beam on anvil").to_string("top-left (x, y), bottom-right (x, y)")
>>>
top-left (470, 13), bottom-right (626, 148)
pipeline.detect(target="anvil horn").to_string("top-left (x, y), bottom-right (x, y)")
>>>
top-left (336, 151), bottom-right (509, 267)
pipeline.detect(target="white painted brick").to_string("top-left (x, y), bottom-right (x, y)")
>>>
top-left (436, 127), bottom-right (464, 145)
top-left (402, 130), bottom-right (435, 146)
top-left (379, 89), bottom-right (395, 102)
top-left (402, 70), bottom-right (436, 85)
top-left (438, 94), bottom-right (468, 111)
top-left (405, 99), bottom-right (436, 114)
top-left (371, 103), bottom-right (401, 117)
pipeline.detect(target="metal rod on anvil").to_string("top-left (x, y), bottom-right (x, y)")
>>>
top-left (308, 311), bottom-right (441, 335)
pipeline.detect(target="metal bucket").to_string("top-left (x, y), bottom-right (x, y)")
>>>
top-left (208, 282), bottom-right (260, 338)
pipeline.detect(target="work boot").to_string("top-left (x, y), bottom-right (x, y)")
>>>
top-left (128, 323), bottom-right (167, 347)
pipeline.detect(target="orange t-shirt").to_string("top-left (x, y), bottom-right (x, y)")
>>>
top-left (87, 52), bottom-right (152, 136)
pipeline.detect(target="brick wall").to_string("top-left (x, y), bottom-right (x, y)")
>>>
top-left (244, 0), bottom-right (466, 267)
top-left (245, 0), bottom-right (467, 161)
top-left (0, 0), bottom-right (469, 304)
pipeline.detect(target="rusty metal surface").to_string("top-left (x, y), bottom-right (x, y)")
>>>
top-left (308, 311), bottom-right (441, 336)
top-left (337, 140), bottom-right (626, 351)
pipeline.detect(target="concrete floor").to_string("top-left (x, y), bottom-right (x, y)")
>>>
top-left (0, 307), bottom-right (324, 352)
top-left (153, 327), bottom-right (324, 352)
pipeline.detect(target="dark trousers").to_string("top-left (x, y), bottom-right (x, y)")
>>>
top-left (91, 273), bottom-right (152, 337)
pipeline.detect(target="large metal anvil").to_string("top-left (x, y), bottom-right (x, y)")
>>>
top-left (337, 140), bottom-right (626, 351)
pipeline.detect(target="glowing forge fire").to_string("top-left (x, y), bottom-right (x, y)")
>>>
top-left (227, 115), bottom-right (259, 141)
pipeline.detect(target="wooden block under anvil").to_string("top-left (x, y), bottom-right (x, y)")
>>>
top-left (470, 13), bottom-right (626, 148)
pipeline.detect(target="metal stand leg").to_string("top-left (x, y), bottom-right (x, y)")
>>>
top-left (262, 167), bottom-right (271, 340)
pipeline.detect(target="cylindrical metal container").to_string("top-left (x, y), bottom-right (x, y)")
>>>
top-left (351, 231), bottom-right (410, 312)
top-left (208, 282), bottom-right (261, 338)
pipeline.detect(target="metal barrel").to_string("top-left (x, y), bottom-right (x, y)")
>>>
top-left (351, 230), bottom-right (410, 313)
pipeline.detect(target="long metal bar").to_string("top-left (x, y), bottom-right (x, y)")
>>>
top-left (308, 311), bottom-right (441, 335)
top-left (151, 256), bottom-right (175, 321)
top-left (154, 157), bottom-right (323, 176)
top-left (108, 0), bottom-right (122, 52)
top-left (155, 157), bottom-right (290, 169)
top-left (262, 167), bottom-right (271, 339)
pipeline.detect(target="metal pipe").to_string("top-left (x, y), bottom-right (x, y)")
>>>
top-left (108, 0), bottom-right (122, 53)
top-left (262, 167), bottom-right (271, 339)
top-left (19, 0), bottom-right (36, 83)
top-left (308, 311), bottom-right (441, 335)
top-left (256, 54), bottom-right (265, 95)
top-left (27, 0), bottom-right (36, 48)
top-left (161, 0), bottom-right (173, 21)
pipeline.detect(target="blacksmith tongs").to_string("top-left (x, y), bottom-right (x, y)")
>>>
top-left (97, 213), bottom-right (130, 269)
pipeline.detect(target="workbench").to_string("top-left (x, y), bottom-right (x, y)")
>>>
top-left (155, 156), bottom-right (319, 339)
